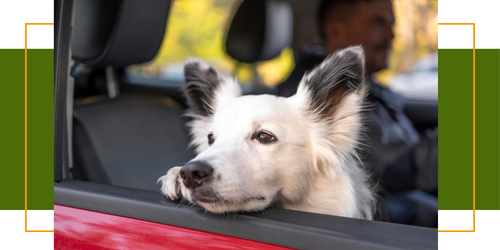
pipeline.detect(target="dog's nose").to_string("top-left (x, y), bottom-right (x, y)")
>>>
top-left (180, 161), bottom-right (213, 189)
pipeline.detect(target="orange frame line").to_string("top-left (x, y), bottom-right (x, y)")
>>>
top-left (25, 22), bottom-right (55, 233)
top-left (436, 23), bottom-right (476, 233)
top-left (21, 22), bottom-right (476, 233)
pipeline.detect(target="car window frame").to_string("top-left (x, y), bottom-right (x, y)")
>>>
top-left (53, 1), bottom-right (437, 249)
top-left (55, 179), bottom-right (437, 250)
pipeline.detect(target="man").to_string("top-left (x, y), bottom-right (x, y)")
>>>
top-left (277, 0), bottom-right (437, 227)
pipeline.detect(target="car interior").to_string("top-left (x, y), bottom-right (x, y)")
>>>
top-left (54, 0), bottom-right (438, 249)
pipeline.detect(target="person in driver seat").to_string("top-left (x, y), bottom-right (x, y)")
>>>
top-left (276, 0), bottom-right (438, 227)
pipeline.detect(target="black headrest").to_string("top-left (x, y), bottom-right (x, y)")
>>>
top-left (71, 0), bottom-right (171, 67)
top-left (225, 0), bottom-right (293, 63)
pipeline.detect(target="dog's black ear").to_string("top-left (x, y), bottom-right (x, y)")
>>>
top-left (182, 57), bottom-right (241, 116)
top-left (294, 46), bottom-right (368, 177)
top-left (183, 57), bottom-right (241, 154)
top-left (297, 45), bottom-right (366, 119)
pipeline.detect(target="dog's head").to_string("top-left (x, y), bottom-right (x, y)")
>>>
top-left (179, 46), bottom-right (367, 213)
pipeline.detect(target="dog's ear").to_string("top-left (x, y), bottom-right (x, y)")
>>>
top-left (295, 45), bottom-right (366, 119)
top-left (182, 57), bottom-right (241, 154)
top-left (294, 46), bottom-right (368, 174)
top-left (182, 57), bottom-right (241, 116)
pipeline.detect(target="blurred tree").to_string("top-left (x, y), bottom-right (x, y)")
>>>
top-left (131, 0), bottom-right (437, 88)
top-left (131, 0), bottom-right (294, 86)
top-left (139, 0), bottom-right (237, 75)
top-left (376, 0), bottom-right (438, 85)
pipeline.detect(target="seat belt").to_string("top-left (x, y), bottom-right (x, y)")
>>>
top-left (105, 66), bottom-right (120, 99)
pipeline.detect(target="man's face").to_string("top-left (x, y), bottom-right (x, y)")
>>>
top-left (326, 0), bottom-right (395, 74)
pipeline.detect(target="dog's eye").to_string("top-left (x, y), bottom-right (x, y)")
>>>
top-left (257, 132), bottom-right (276, 144)
top-left (208, 134), bottom-right (215, 145)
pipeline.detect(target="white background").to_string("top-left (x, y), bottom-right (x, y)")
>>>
top-left (0, 211), bottom-right (53, 250)
top-left (439, 0), bottom-right (500, 49)
top-left (0, 0), bottom-right (54, 49)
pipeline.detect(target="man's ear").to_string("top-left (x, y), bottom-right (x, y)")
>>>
top-left (295, 45), bottom-right (366, 120)
top-left (182, 57), bottom-right (241, 117)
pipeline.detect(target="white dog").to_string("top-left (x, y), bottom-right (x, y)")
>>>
top-left (159, 46), bottom-right (375, 220)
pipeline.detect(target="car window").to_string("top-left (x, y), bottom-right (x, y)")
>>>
top-left (127, 0), bottom-right (295, 87)
top-left (377, 0), bottom-right (438, 100)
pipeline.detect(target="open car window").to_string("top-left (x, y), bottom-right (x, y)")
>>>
top-left (54, 0), bottom-right (438, 249)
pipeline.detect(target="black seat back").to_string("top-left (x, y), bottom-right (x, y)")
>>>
top-left (72, 0), bottom-right (170, 67)
top-left (70, 0), bottom-right (194, 191)
top-left (225, 0), bottom-right (293, 63)
top-left (73, 95), bottom-right (193, 190)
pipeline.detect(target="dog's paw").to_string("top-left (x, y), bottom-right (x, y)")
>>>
top-left (158, 166), bottom-right (182, 200)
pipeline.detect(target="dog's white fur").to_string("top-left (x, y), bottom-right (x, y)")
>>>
top-left (159, 46), bottom-right (375, 219)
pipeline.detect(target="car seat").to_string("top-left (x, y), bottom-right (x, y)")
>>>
top-left (70, 0), bottom-right (194, 191)
top-left (225, 0), bottom-right (293, 95)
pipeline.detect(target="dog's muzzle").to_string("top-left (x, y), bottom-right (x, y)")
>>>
top-left (180, 161), bottom-right (213, 189)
